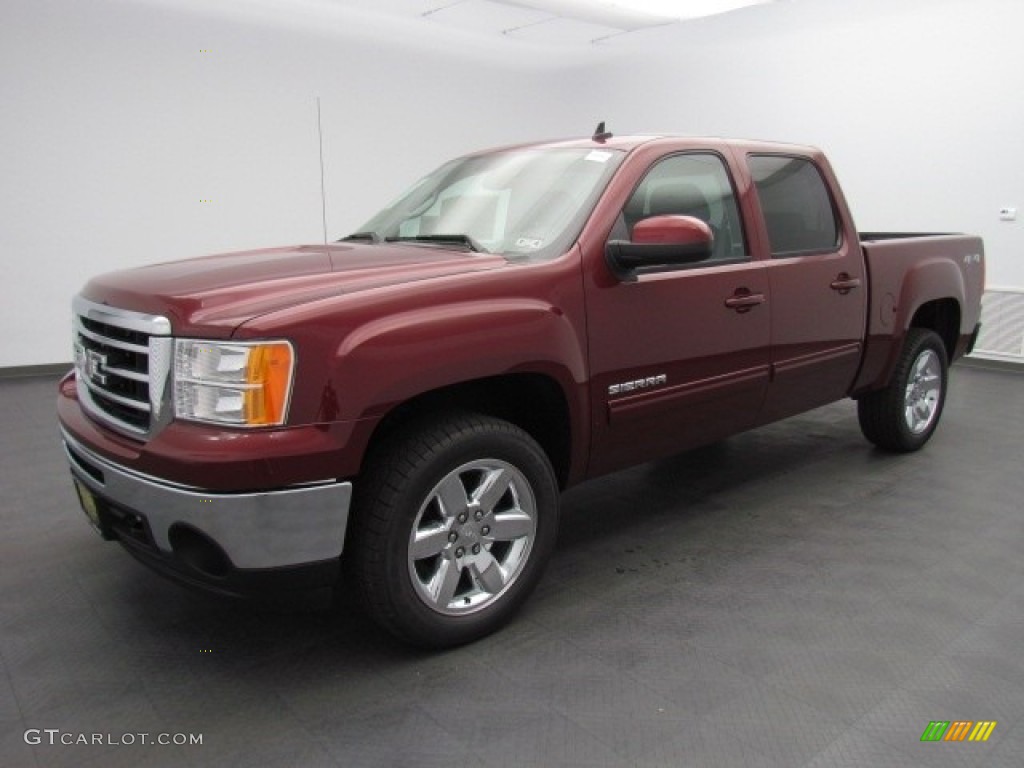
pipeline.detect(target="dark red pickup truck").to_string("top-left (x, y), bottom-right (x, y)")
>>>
top-left (58, 132), bottom-right (984, 647)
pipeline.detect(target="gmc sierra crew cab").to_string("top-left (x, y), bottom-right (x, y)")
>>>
top-left (58, 130), bottom-right (985, 647)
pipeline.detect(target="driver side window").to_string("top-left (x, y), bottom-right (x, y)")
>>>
top-left (623, 153), bottom-right (748, 263)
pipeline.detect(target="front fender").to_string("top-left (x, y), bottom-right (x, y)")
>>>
top-left (333, 298), bottom-right (587, 418)
top-left (234, 251), bottom-right (591, 482)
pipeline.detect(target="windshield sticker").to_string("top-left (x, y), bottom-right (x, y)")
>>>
top-left (586, 150), bottom-right (613, 163)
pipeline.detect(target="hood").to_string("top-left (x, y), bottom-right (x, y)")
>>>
top-left (80, 242), bottom-right (506, 336)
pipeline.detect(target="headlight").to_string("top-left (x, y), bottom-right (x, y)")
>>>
top-left (173, 340), bottom-right (295, 427)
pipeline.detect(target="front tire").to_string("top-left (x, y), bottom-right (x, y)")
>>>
top-left (349, 412), bottom-right (559, 648)
top-left (858, 328), bottom-right (949, 452)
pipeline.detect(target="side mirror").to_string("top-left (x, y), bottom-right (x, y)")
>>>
top-left (606, 215), bottom-right (714, 278)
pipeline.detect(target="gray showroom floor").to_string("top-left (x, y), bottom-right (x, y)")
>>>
top-left (1, 364), bottom-right (1022, 768)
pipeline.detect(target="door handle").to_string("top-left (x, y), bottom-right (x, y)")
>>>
top-left (830, 273), bottom-right (862, 294)
top-left (724, 291), bottom-right (766, 313)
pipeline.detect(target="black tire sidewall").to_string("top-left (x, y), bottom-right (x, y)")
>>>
top-left (365, 415), bottom-right (559, 647)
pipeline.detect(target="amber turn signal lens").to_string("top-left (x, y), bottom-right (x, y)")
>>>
top-left (243, 343), bottom-right (293, 426)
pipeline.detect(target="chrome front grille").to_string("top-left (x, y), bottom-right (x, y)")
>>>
top-left (72, 295), bottom-right (172, 439)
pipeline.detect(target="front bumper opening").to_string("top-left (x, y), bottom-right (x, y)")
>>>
top-left (168, 524), bottom-right (232, 579)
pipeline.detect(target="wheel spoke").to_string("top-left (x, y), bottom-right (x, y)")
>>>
top-left (907, 405), bottom-right (921, 431)
top-left (487, 510), bottom-right (533, 542)
top-left (436, 473), bottom-right (469, 519)
top-left (474, 467), bottom-right (512, 513)
top-left (410, 523), bottom-right (452, 560)
top-left (427, 557), bottom-right (462, 607)
top-left (470, 552), bottom-right (507, 594)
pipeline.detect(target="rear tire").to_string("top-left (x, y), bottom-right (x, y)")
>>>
top-left (348, 412), bottom-right (559, 648)
top-left (857, 328), bottom-right (948, 452)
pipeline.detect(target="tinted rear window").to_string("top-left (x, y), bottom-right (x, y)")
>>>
top-left (749, 155), bottom-right (839, 256)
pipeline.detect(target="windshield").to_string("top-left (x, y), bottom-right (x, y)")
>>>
top-left (351, 147), bottom-right (624, 260)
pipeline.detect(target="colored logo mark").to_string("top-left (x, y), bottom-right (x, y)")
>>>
top-left (921, 721), bottom-right (997, 742)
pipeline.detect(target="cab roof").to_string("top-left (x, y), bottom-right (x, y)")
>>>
top-left (468, 134), bottom-right (823, 158)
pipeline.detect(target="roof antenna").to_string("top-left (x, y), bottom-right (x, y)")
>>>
top-left (593, 121), bottom-right (613, 142)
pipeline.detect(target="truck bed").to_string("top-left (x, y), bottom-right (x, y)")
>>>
top-left (859, 232), bottom-right (958, 241)
top-left (853, 233), bottom-right (985, 394)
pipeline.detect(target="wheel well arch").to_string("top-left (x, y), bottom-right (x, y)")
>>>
top-left (909, 298), bottom-right (960, 361)
top-left (364, 373), bottom-right (573, 489)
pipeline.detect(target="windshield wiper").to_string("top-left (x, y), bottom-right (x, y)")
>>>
top-left (384, 234), bottom-right (486, 253)
top-left (340, 231), bottom-right (380, 243)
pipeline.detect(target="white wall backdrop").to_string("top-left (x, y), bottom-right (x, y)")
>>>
top-left (593, 0), bottom-right (1024, 286)
top-left (0, 0), bottom-right (603, 367)
top-left (2, 0), bottom-right (1022, 367)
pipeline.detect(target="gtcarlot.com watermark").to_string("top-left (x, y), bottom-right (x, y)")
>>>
top-left (24, 729), bottom-right (203, 747)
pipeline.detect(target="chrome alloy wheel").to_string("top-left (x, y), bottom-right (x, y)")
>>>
top-left (903, 348), bottom-right (942, 434)
top-left (407, 459), bottom-right (537, 616)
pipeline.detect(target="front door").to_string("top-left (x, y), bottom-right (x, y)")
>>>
top-left (584, 151), bottom-right (772, 477)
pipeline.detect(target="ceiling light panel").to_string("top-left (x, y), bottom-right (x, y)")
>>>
top-left (323, 0), bottom-right (780, 44)
top-left (505, 15), bottom-right (626, 43)
top-left (585, 0), bottom-right (773, 19)
top-left (327, 0), bottom-right (441, 16)
top-left (502, 0), bottom-right (774, 25)
top-left (501, 0), bottom-right (670, 29)
top-left (423, 0), bottom-right (553, 34)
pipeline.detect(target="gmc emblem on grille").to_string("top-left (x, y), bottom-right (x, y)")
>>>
top-left (84, 349), bottom-right (108, 386)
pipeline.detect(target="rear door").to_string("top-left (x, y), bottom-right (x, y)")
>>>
top-left (743, 153), bottom-right (867, 424)
top-left (584, 150), bottom-right (771, 477)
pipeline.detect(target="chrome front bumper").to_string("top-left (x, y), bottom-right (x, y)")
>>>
top-left (61, 429), bottom-right (352, 570)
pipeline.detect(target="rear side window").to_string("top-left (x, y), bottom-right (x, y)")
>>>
top-left (748, 155), bottom-right (839, 257)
